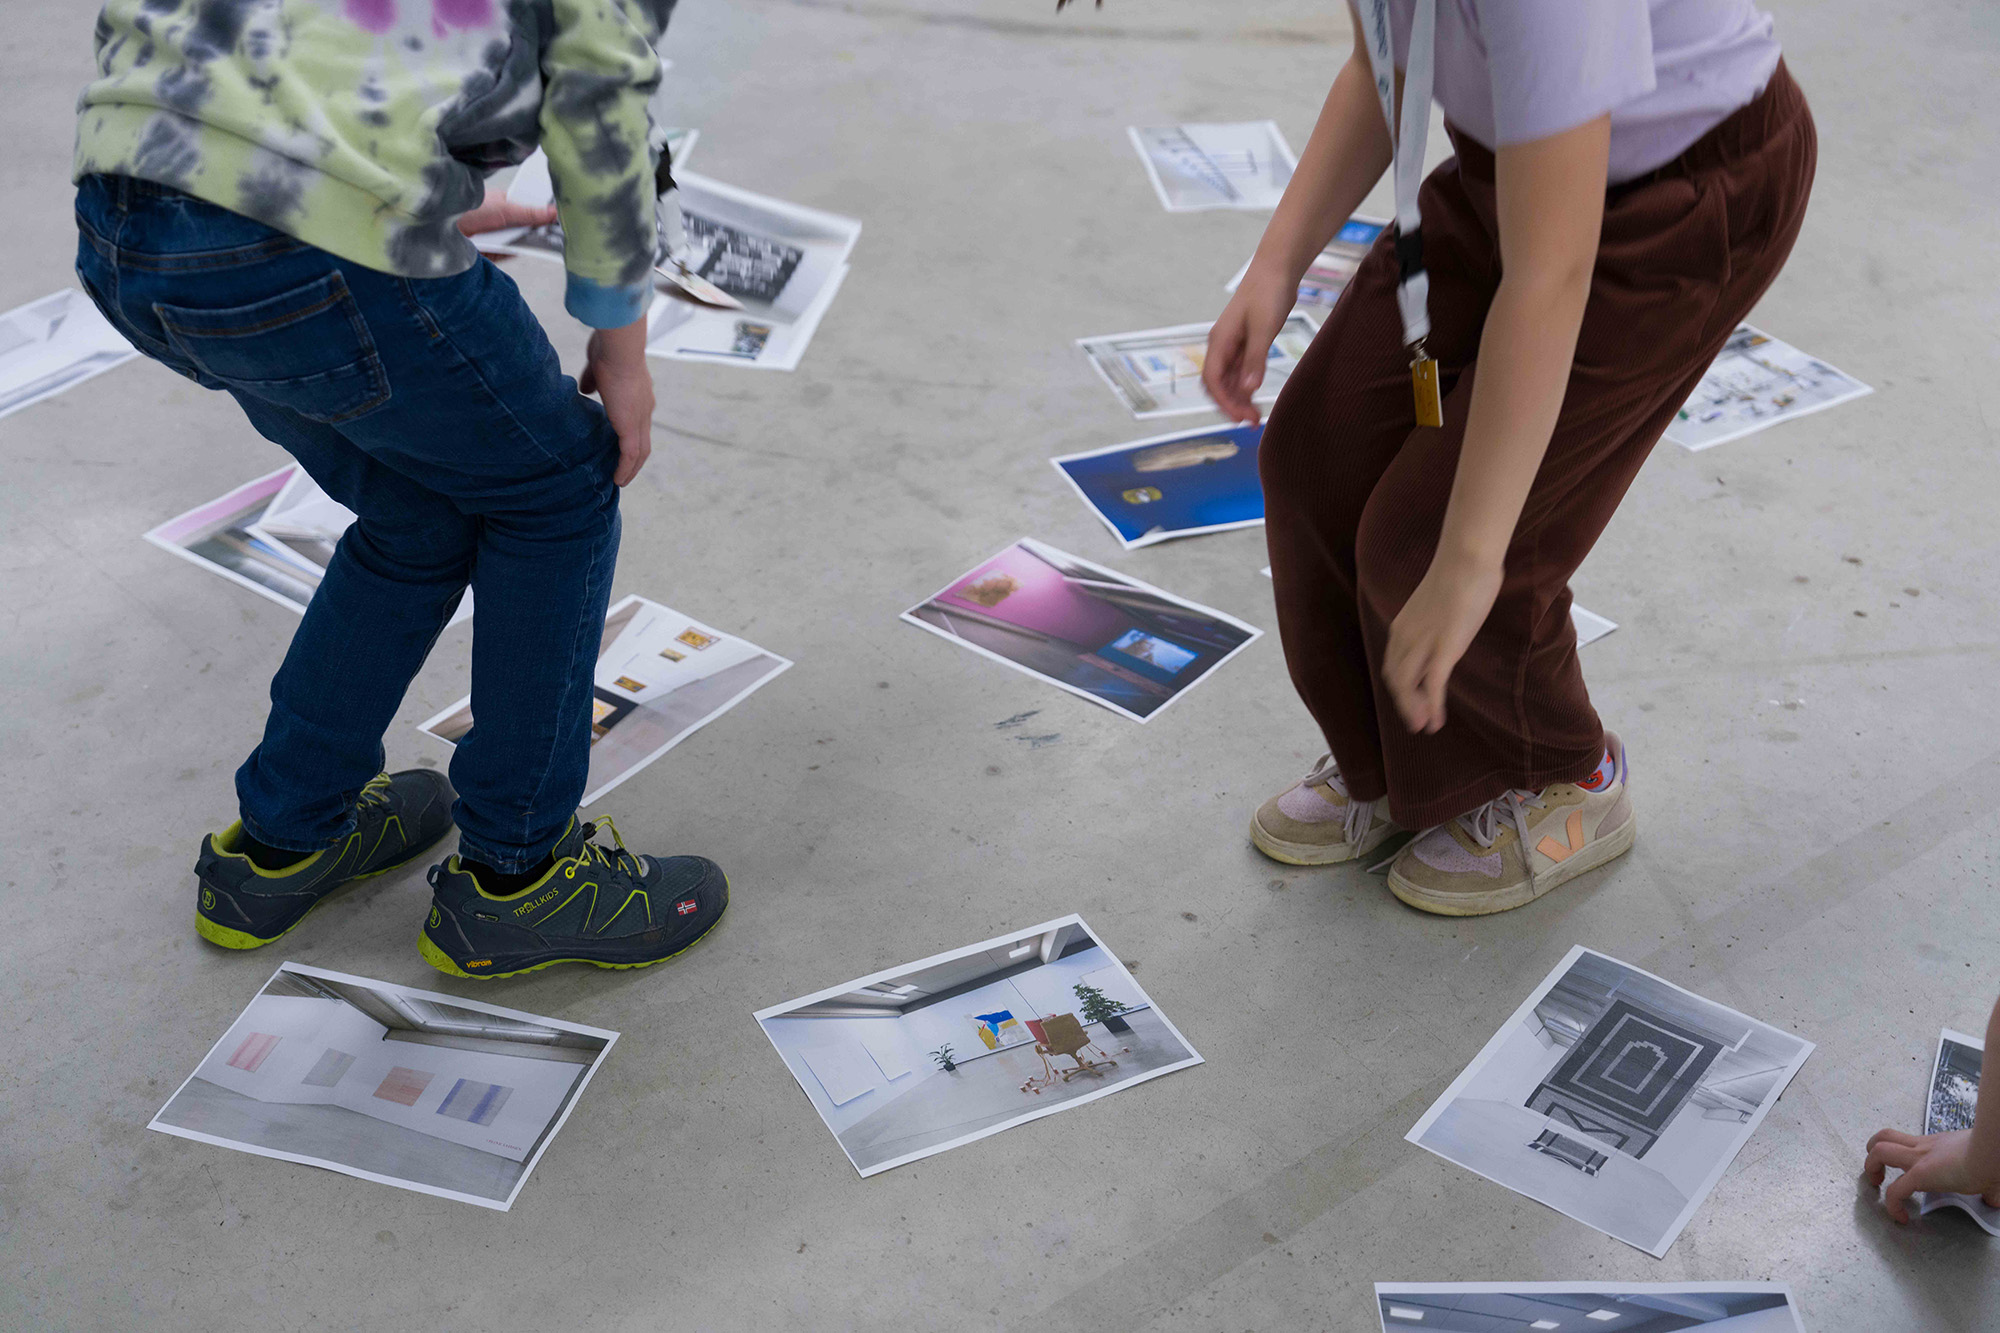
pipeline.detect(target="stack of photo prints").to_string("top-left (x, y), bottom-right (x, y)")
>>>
top-left (0, 93), bottom-right (1905, 1326)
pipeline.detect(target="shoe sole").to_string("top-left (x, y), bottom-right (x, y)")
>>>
top-left (1387, 812), bottom-right (1637, 917)
top-left (416, 880), bottom-right (729, 980)
top-left (193, 834), bottom-right (452, 951)
top-left (1249, 811), bottom-right (1394, 866)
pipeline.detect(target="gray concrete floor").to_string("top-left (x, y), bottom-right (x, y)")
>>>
top-left (2, 1), bottom-right (1996, 1329)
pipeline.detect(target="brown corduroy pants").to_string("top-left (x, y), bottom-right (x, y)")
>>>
top-left (1261, 63), bottom-right (1816, 830)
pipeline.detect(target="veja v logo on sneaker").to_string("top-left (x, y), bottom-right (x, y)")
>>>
top-left (1536, 809), bottom-right (1587, 863)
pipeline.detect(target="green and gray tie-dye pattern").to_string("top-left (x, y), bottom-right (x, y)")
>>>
top-left (76, 0), bottom-right (678, 328)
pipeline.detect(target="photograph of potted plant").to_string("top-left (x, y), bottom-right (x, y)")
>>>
top-left (928, 1044), bottom-right (958, 1073)
top-left (1073, 981), bottom-right (1131, 1036)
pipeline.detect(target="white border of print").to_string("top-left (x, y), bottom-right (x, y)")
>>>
top-left (900, 537), bottom-right (1263, 725)
top-left (1372, 1283), bottom-right (1805, 1333)
top-left (147, 961), bottom-right (619, 1212)
top-left (1126, 121), bottom-right (1299, 213)
top-left (1664, 323), bottom-right (1872, 452)
top-left (1405, 944), bottom-right (1815, 1259)
top-left (415, 593), bottom-right (793, 806)
top-left (1076, 314), bottom-right (1317, 420)
top-left (143, 465), bottom-right (311, 615)
top-left (755, 913), bottom-right (1203, 1178)
top-left (1051, 422), bottom-right (1265, 550)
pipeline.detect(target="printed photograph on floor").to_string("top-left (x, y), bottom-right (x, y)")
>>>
top-left (1663, 323), bottom-right (1872, 451)
top-left (1226, 215), bottom-right (1388, 319)
top-left (0, 286), bottom-right (137, 421)
top-left (902, 537), bottom-right (1261, 723)
top-left (1914, 1026), bottom-right (1997, 1234)
top-left (144, 466), bottom-right (325, 613)
top-left (1373, 1283), bottom-right (1806, 1333)
top-left (1078, 315), bottom-right (1317, 419)
top-left (149, 963), bottom-right (617, 1210)
top-left (418, 594), bottom-right (791, 805)
top-left (1128, 121), bottom-right (1297, 211)
top-left (644, 173), bottom-right (860, 370)
top-left (1052, 421), bottom-right (1265, 548)
top-left (1406, 946), bottom-right (1814, 1257)
top-left (756, 915), bottom-right (1201, 1177)
top-left (145, 465), bottom-right (473, 625)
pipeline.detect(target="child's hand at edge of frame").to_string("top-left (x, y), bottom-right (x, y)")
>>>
top-left (1863, 1126), bottom-right (2000, 1223)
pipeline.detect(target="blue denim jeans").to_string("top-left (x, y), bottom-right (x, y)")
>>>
top-left (75, 174), bottom-right (620, 873)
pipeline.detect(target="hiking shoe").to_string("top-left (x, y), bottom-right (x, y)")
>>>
top-left (194, 769), bottom-right (456, 949)
top-left (418, 816), bottom-right (728, 979)
top-left (1387, 733), bottom-right (1635, 916)
top-left (1250, 754), bottom-right (1400, 865)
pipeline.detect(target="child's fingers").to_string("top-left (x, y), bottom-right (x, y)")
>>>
top-left (1882, 1165), bottom-right (1926, 1224)
top-left (1864, 1142), bottom-right (1921, 1180)
top-left (1867, 1127), bottom-right (1923, 1150)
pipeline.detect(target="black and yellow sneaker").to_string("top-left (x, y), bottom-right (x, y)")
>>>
top-left (418, 816), bottom-right (728, 980)
top-left (194, 770), bottom-right (456, 950)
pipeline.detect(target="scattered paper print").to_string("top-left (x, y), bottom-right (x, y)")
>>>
top-left (1570, 606), bottom-right (1617, 647)
top-left (1914, 1026), bottom-right (1998, 1235)
top-left (756, 915), bottom-right (1201, 1176)
top-left (150, 962), bottom-right (617, 1210)
top-left (1054, 422), bottom-right (1265, 548)
top-left (1226, 216), bottom-right (1388, 318)
top-left (1406, 945), bottom-right (1813, 1257)
top-left (146, 466), bottom-right (472, 625)
top-left (1078, 315), bottom-right (1316, 419)
top-left (1373, 1283), bottom-right (1805, 1333)
top-left (0, 288), bottom-right (138, 421)
top-left (645, 174), bottom-right (859, 371)
top-left (903, 538), bottom-right (1260, 723)
top-left (1664, 324), bottom-right (1872, 450)
top-left (1129, 121), bottom-right (1297, 212)
top-left (418, 594), bottom-right (791, 805)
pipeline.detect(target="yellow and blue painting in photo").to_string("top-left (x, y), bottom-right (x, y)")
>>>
top-left (970, 1010), bottom-right (1027, 1050)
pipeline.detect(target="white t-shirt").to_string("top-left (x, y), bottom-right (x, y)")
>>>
top-left (1389, 0), bottom-right (1783, 182)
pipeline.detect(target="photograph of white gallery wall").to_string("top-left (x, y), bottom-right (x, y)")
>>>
top-left (150, 964), bottom-right (616, 1209)
top-left (757, 915), bottom-right (1201, 1176)
top-left (1374, 1283), bottom-right (1805, 1333)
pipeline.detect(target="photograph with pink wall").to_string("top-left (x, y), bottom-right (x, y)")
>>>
top-left (901, 537), bottom-right (1261, 722)
top-left (1373, 1283), bottom-right (1806, 1333)
top-left (149, 962), bottom-right (617, 1210)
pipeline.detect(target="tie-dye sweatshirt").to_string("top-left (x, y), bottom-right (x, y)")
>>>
top-left (75, 0), bottom-right (678, 329)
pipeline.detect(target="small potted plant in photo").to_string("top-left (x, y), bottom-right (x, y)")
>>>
top-left (1073, 981), bottom-right (1132, 1036)
top-left (929, 1043), bottom-right (959, 1073)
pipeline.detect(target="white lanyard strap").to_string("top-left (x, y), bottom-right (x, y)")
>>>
top-left (1360, 0), bottom-right (1436, 348)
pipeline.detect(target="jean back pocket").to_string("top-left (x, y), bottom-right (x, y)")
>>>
top-left (153, 271), bottom-right (390, 424)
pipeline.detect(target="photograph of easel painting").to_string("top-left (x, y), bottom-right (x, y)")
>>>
top-left (755, 915), bottom-right (1201, 1176)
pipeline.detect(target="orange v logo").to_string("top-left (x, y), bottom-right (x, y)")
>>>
top-left (1536, 810), bottom-right (1586, 863)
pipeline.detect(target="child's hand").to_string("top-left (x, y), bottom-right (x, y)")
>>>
top-left (1383, 549), bottom-right (1504, 733)
top-left (1864, 1126), bottom-right (2000, 1223)
top-left (456, 182), bottom-right (559, 238)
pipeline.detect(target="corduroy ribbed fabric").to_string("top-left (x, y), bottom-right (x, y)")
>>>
top-left (1261, 62), bottom-right (1816, 830)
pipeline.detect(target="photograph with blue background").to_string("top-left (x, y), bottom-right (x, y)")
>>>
top-left (1056, 421), bottom-right (1265, 547)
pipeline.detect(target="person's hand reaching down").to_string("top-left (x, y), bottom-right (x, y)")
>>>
top-left (1865, 1126), bottom-right (2000, 1223)
top-left (456, 181), bottom-right (559, 238)
top-left (579, 319), bottom-right (655, 486)
top-left (1201, 271), bottom-right (1296, 426)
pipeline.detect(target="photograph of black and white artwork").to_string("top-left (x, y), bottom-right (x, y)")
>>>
top-left (1406, 946), bottom-right (1813, 1257)
top-left (1373, 1283), bottom-right (1806, 1333)
top-left (684, 212), bottom-right (804, 305)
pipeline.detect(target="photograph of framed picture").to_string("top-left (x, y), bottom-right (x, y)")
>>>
top-left (1053, 421), bottom-right (1265, 548)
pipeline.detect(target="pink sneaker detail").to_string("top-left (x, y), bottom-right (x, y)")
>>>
top-left (1276, 783), bottom-right (1343, 823)
top-left (1409, 826), bottom-right (1504, 878)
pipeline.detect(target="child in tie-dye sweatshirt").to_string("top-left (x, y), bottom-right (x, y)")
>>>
top-left (76, 0), bottom-right (678, 329)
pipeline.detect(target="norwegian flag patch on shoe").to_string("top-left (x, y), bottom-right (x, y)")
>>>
top-left (676, 898), bottom-right (699, 916)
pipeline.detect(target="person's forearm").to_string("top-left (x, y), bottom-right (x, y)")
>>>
top-left (1973, 994), bottom-right (2000, 1177)
top-left (1434, 268), bottom-right (1592, 567)
top-left (1245, 50), bottom-right (1393, 292)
